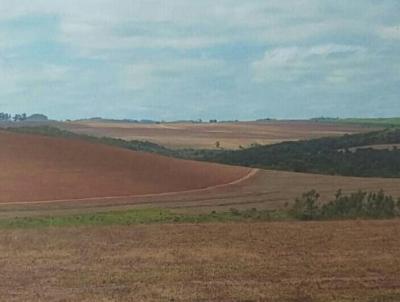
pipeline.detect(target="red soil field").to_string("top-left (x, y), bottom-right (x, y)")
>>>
top-left (0, 131), bottom-right (251, 203)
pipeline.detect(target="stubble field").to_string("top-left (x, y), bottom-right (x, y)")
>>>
top-left (1, 220), bottom-right (399, 302)
top-left (63, 120), bottom-right (373, 149)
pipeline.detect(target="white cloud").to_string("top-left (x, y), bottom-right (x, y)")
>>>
top-left (60, 22), bottom-right (229, 53)
top-left (252, 44), bottom-right (367, 83)
top-left (377, 25), bottom-right (400, 40)
top-left (0, 0), bottom-right (392, 62)
top-left (123, 58), bottom-right (224, 90)
top-left (0, 1), bottom-right (368, 56)
top-left (0, 63), bottom-right (71, 95)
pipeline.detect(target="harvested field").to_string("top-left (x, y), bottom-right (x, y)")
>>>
top-left (63, 120), bottom-right (374, 149)
top-left (1, 220), bottom-right (399, 301)
top-left (0, 131), bottom-right (250, 204)
top-left (2, 127), bottom-right (400, 302)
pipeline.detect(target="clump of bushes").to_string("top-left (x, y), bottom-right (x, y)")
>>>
top-left (291, 189), bottom-right (400, 220)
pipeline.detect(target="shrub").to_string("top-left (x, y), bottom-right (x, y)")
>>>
top-left (290, 190), bottom-right (321, 220)
top-left (229, 208), bottom-right (240, 216)
top-left (292, 189), bottom-right (400, 220)
top-left (364, 190), bottom-right (396, 218)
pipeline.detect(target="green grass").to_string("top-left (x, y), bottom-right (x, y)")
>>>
top-left (2, 188), bottom-right (398, 229)
top-left (342, 118), bottom-right (400, 128)
top-left (313, 117), bottom-right (400, 128)
top-left (0, 208), bottom-right (290, 229)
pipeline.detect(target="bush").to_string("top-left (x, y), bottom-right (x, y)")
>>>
top-left (292, 189), bottom-right (400, 220)
top-left (320, 190), bottom-right (366, 219)
top-left (363, 190), bottom-right (397, 218)
top-left (290, 190), bottom-right (321, 220)
top-left (229, 208), bottom-right (240, 216)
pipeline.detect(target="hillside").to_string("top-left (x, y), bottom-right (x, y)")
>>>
top-left (7, 126), bottom-right (400, 178)
top-left (189, 128), bottom-right (400, 178)
top-left (0, 131), bottom-right (250, 203)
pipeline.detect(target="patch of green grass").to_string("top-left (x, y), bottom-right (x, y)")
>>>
top-left (313, 117), bottom-right (400, 128)
top-left (0, 208), bottom-right (174, 229)
top-left (173, 208), bottom-right (290, 223)
top-left (0, 208), bottom-right (290, 229)
top-left (2, 190), bottom-right (397, 229)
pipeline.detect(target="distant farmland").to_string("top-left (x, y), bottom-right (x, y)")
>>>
top-left (62, 120), bottom-right (374, 149)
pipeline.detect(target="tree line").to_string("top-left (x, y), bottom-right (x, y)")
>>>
top-left (0, 112), bottom-right (48, 122)
top-left (183, 128), bottom-right (400, 178)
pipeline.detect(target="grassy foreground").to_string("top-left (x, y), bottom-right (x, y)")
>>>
top-left (0, 208), bottom-right (289, 229)
top-left (1, 189), bottom-right (398, 229)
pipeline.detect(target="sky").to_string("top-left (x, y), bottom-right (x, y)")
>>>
top-left (0, 1), bottom-right (399, 121)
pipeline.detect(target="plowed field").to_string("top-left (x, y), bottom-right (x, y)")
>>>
top-left (0, 131), bottom-right (250, 204)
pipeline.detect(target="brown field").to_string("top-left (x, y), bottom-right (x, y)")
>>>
top-left (63, 120), bottom-right (374, 149)
top-left (0, 131), bottom-right (250, 204)
top-left (1, 220), bottom-right (399, 301)
top-left (2, 130), bottom-right (400, 301)
top-left (2, 158), bottom-right (400, 218)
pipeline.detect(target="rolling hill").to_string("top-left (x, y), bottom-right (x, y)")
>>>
top-left (0, 131), bottom-right (251, 203)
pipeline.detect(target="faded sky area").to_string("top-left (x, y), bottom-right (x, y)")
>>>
top-left (0, 1), bottom-right (399, 120)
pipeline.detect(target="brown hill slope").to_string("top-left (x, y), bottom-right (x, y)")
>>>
top-left (0, 131), bottom-right (251, 203)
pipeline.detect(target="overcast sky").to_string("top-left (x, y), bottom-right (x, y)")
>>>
top-left (0, 1), bottom-right (399, 120)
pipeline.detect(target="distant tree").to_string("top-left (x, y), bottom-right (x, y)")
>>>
top-left (12, 113), bottom-right (27, 122)
top-left (26, 114), bottom-right (48, 121)
top-left (194, 128), bottom-right (400, 178)
top-left (0, 112), bottom-right (11, 121)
